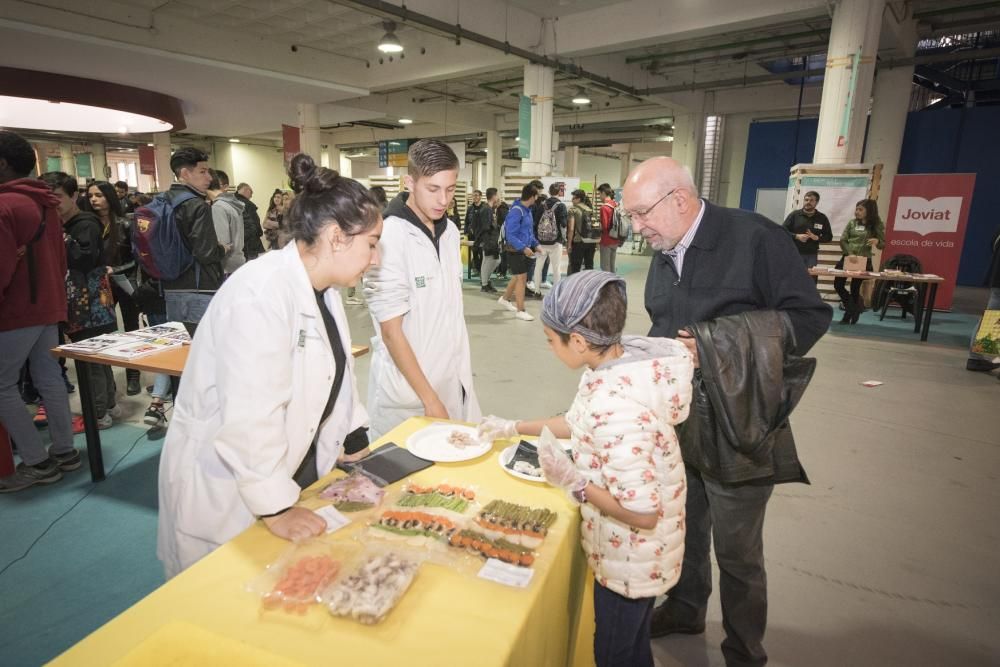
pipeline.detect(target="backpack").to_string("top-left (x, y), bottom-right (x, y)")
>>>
top-left (537, 201), bottom-right (559, 244)
top-left (576, 207), bottom-right (601, 241)
top-left (131, 190), bottom-right (199, 281)
top-left (16, 202), bottom-right (47, 304)
top-left (606, 204), bottom-right (628, 244)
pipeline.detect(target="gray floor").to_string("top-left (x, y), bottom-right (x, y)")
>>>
top-left (90, 253), bottom-right (999, 666)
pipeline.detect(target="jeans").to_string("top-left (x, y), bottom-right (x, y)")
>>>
top-left (532, 243), bottom-right (563, 287)
top-left (165, 290), bottom-right (214, 336)
top-left (969, 287), bottom-right (1000, 363)
top-left (0, 325), bottom-right (75, 465)
top-left (569, 243), bottom-right (597, 274)
top-left (147, 312), bottom-right (173, 399)
top-left (593, 579), bottom-right (654, 667)
top-left (480, 255), bottom-right (501, 286)
top-left (599, 245), bottom-right (618, 273)
top-left (665, 468), bottom-right (774, 667)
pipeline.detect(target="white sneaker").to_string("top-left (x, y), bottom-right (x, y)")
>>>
top-left (541, 281), bottom-right (553, 289)
top-left (498, 296), bottom-right (517, 312)
top-left (526, 281), bottom-right (537, 291)
top-left (514, 310), bottom-right (534, 321)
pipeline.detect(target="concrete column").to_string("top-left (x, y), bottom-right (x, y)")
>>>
top-left (485, 130), bottom-right (501, 187)
top-left (867, 18), bottom-right (917, 214)
top-left (59, 144), bottom-right (75, 178)
top-left (814, 0), bottom-right (885, 164)
top-left (338, 154), bottom-right (352, 179)
top-left (618, 149), bottom-right (632, 186)
top-left (153, 132), bottom-right (173, 191)
top-left (327, 145), bottom-right (342, 173)
top-left (90, 143), bottom-right (108, 181)
top-left (521, 64), bottom-right (555, 175)
top-left (563, 146), bottom-right (579, 177)
top-left (671, 111), bottom-right (704, 180)
top-left (33, 142), bottom-right (53, 175)
top-left (298, 103), bottom-right (321, 161)
top-left (718, 113), bottom-right (752, 208)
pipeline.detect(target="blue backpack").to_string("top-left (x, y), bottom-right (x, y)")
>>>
top-left (131, 190), bottom-right (198, 281)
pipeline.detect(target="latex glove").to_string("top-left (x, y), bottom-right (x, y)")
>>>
top-left (477, 415), bottom-right (519, 443)
top-left (262, 507), bottom-right (327, 542)
top-left (537, 427), bottom-right (585, 499)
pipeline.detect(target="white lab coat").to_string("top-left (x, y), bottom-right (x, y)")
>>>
top-left (363, 210), bottom-right (480, 441)
top-left (157, 243), bottom-right (368, 578)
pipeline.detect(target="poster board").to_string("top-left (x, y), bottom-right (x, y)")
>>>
top-left (754, 188), bottom-right (787, 225)
top-left (786, 163), bottom-right (882, 303)
top-left (883, 173), bottom-right (976, 311)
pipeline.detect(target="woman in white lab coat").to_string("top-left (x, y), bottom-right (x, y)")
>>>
top-left (157, 154), bottom-right (383, 578)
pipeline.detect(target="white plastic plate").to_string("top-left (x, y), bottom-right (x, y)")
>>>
top-left (405, 424), bottom-right (492, 463)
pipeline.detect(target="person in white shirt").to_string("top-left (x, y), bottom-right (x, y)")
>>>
top-left (157, 154), bottom-right (380, 578)
top-left (363, 140), bottom-right (481, 441)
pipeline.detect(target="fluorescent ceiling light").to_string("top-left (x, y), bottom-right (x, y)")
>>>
top-left (229, 138), bottom-right (240, 143)
top-left (147, 143), bottom-right (154, 147)
top-left (0, 95), bottom-right (173, 133)
top-left (378, 21), bottom-right (404, 53)
top-left (398, 118), bottom-right (413, 125)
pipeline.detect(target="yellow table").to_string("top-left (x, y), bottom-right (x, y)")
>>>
top-left (50, 418), bottom-right (597, 667)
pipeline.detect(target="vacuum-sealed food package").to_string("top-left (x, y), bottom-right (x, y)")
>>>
top-left (321, 550), bottom-right (421, 624)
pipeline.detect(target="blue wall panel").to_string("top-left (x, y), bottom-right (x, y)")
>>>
top-left (739, 118), bottom-right (817, 213)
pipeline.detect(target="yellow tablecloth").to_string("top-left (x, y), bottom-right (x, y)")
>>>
top-left (51, 418), bottom-right (597, 667)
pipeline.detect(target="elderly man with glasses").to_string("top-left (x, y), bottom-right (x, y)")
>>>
top-left (622, 157), bottom-right (831, 667)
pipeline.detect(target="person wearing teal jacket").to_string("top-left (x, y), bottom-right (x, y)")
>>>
top-left (834, 199), bottom-right (885, 324)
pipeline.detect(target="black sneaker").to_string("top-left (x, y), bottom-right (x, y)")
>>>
top-left (144, 403), bottom-right (167, 428)
top-left (966, 359), bottom-right (1000, 372)
top-left (481, 284), bottom-right (498, 293)
top-left (126, 378), bottom-right (142, 395)
top-left (50, 448), bottom-right (82, 472)
top-left (16, 459), bottom-right (63, 485)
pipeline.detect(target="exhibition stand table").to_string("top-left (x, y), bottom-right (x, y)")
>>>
top-left (49, 417), bottom-right (596, 667)
top-left (809, 267), bottom-right (945, 341)
top-left (51, 343), bottom-right (369, 483)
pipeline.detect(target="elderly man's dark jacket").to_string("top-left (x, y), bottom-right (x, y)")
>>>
top-left (680, 311), bottom-right (815, 484)
top-left (645, 200), bottom-right (832, 484)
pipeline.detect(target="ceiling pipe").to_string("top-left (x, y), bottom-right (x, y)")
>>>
top-left (913, 1), bottom-right (1000, 20)
top-left (322, 0), bottom-right (640, 97)
top-left (643, 45), bottom-right (1000, 94)
top-left (627, 28), bottom-right (830, 65)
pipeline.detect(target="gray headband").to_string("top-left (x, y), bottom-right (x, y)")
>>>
top-left (540, 271), bottom-right (626, 346)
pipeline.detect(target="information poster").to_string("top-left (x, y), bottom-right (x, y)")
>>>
top-left (883, 173), bottom-right (976, 310)
top-left (785, 174), bottom-right (869, 236)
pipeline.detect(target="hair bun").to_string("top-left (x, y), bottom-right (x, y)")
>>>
top-left (288, 153), bottom-right (340, 194)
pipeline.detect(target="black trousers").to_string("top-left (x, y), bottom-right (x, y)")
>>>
top-left (568, 243), bottom-right (597, 274)
top-left (833, 256), bottom-right (873, 311)
top-left (664, 468), bottom-right (774, 667)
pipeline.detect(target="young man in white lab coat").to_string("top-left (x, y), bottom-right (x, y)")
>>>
top-left (363, 140), bottom-right (481, 441)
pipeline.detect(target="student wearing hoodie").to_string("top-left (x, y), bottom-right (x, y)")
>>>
top-left (0, 131), bottom-right (80, 492)
top-left (362, 140), bottom-right (481, 441)
top-left (478, 271), bottom-right (693, 667)
top-left (567, 189), bottom-right (598, 274)
top-left (206, 170), bottom-right (245, 276)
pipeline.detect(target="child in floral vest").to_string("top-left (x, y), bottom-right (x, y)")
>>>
top-left (477, 270), bottom-right (693, 667)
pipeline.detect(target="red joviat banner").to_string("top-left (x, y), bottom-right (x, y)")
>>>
top-left (883, 173), bottom-right (976, 310)
top-left (282, 124), bottom-right (300, 168)
top-left (138, 146), bottom-right (156, 176)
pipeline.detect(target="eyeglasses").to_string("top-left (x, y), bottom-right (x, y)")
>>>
top-left (621, 189), bottom-right (678, 224)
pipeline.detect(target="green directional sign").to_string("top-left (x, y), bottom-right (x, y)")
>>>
top-left (518, 95), bottom-right (531, 159)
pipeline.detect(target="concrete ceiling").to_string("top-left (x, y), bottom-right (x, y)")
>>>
top-left (3, 0), bottom-right (998, 150)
